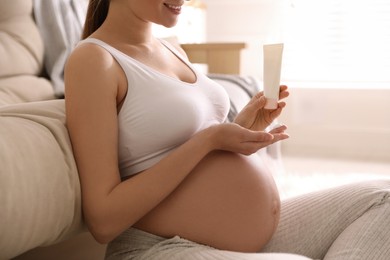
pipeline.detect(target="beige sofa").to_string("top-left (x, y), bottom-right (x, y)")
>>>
top-left (0, 0), bottom-right (106, 259)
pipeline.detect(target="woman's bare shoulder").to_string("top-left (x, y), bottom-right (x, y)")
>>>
top-left (66, 41), bottom-right (116, 73)
top-left (64, 40), bottom-right (121, 97)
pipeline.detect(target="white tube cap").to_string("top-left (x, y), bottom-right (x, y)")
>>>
top-left (264, 98), bottom-right (278, 109)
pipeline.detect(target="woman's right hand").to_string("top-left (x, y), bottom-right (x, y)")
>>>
top-left (205, 123), bottom-right (289, 156)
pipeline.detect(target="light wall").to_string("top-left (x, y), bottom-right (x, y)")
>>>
top-left (279, 87), bottom-right (390, 162)
top-left (203, 0), bottom-right (390, 162)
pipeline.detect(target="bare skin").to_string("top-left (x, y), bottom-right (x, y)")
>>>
top-left (65, 0), bottom-right (289, 253)
top-left (134, 151), bottom-right (281, 252)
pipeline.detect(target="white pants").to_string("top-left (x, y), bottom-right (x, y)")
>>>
top-left (105, 180), bottom-right (390, 260)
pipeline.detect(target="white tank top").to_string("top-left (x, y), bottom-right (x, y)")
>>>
top-left (79, 38), bottom-right (230, 178)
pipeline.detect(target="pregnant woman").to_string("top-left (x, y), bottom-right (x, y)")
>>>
top-left (65, 0), bottom-right (390, 259)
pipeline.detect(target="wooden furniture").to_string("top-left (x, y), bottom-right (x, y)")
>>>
top-left (181, 42), bottom-right (246, 75)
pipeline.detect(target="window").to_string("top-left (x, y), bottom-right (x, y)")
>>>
top-left (282, 0), bottom-right (390, 88)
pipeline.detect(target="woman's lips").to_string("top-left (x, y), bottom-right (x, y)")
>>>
top-left (164, 3), bottom-right (182, 14)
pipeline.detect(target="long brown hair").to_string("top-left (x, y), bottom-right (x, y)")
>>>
top-left (82, 0), bottom-right (110, 39)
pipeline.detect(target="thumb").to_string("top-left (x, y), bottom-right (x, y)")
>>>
top-left (258, 96), bottom-right (267, 109)
top-left (245, 95), bottom-right (266, 114)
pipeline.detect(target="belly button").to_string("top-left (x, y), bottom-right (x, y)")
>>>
top-left (272, 198), bottom-right (281, 217)
top-left (271, 199), bottom-right (281, 232)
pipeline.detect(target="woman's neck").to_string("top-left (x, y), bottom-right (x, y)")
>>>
top-left (97, 3), bottom-right (155, 46)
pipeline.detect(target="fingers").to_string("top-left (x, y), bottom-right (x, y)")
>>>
top-left (279, 85), bottom-right (289, 100)
top-left (243, 127), bottom-right (289, 147)
top-left (270, 132), bottom-right (289, 143)
top-left (267, 133), bottom-right (289, 148)
top-left (254, 91), bottom-right (264, 99)
top-left (240, 95), bottom-right (267, 118)
top-left (251, 86), bottom-right (288, 106)
top-left (234, 95), bottom-right (266, 127)
top-left (240, 130), bottom-right (289, 155)
top-left (248, 92), bottom-right (266, 107)
top-left (268, 101), bottom-right (286, 118)
top-left (258, 96), bottom-right (267, 108)
top-left (280, 85), bottom-right (288, 91)
top-left (278, 101), bottom-right (286, 109)
top-left (239, 125), bottom-right (273, 142)
top-left (216, 123), bottom-right (289, 155)
top-left (268, 124), bottom-right (287, 134)
top-left (249, 130), bottom-right (273, 142)
top-left (268, 124), bottom-right (289, 144)
top-left (254, 85), bottom-right (288, 110)
top-left (253, 85), bottom-right (288, 101)
top-left (239, 132), bottom-right (274, 155)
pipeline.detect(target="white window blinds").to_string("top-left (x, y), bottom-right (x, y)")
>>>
top-left (282, 0), bottom-right (390, 87)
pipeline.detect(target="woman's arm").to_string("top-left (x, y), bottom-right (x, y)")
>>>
top-left (65, 43), bottom-right (281, 244)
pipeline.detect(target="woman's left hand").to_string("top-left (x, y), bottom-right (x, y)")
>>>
top-left (234, 85), bottom-right (289, 131)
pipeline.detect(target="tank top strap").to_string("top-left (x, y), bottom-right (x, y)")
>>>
top-left (77, 38), bottom-right (123, 57)
top-left (158, 39), bottom-right (192, 67)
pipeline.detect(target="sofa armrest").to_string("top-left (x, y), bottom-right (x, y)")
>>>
top-left (0, 100), bottom-right (84, 259)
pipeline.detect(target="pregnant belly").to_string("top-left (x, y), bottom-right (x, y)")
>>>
top-left (134, 151), bottom-right (281, 252)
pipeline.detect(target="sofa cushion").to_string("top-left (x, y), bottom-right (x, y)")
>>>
top-left (0, 100), bottom-right (84, 259)
top-left (0, 76), bottom-right (54, 106)
top-left (0, 0), bottom-right (44, 77)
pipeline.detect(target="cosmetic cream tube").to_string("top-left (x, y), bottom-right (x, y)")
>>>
top-left (263, 43), bottom-right (284, 109)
